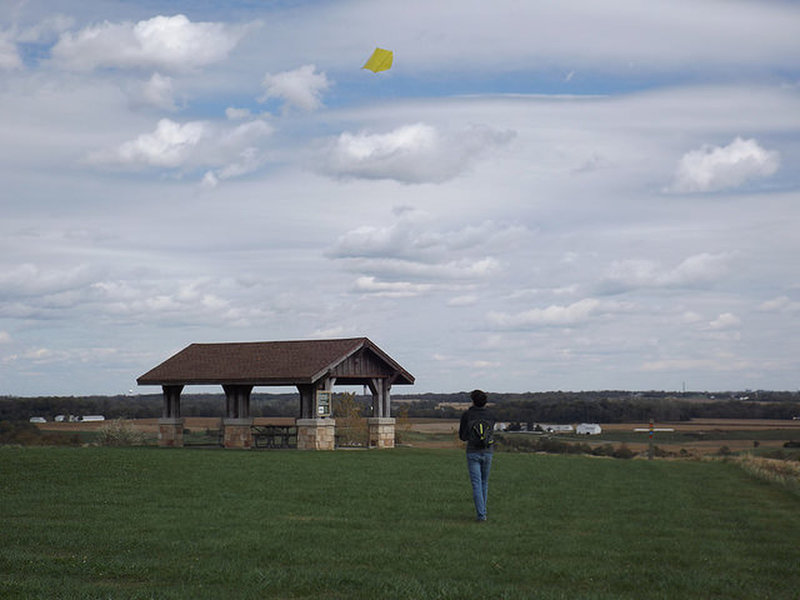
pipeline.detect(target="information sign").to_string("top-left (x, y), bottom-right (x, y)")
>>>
top-left (316, 390), bottom-right (331, 417)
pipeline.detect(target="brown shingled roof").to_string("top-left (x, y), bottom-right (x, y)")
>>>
top-left (137, 337), bottom-right (414, 386)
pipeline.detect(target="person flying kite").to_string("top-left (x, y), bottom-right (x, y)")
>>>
top-left (362, 47), bottom-right (393, 73)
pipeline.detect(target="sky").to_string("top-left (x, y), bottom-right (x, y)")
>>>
top-left (1, 0), bottom-right (799, 397)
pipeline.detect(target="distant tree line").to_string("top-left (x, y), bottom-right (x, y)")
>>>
top-left (403, 390), bottom-right (800, 422)
top-left (0, 393), bottom-right (298, 422)
top-left (2, 389), bottom-right (798, 423)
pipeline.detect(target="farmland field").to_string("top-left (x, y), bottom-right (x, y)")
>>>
top-left (400, 418), bottom-right (800, 456)
top-left (2, 446), bottom-right (799, 599)
top-left (35, 416), bottom-right (800, 456)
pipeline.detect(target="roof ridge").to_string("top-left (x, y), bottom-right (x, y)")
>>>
top-left (190, 337), bottom-right (368, 346)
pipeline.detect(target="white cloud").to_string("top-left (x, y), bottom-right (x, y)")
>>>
top-left (669, 137), bottom-right (780, 193)
top-left (680, 311), bottom-right (703, 324)
top-left (709, 312), bottom-right (740, 330)
top-left (353, 277), bottom-right (433, 298)
top-left (343, 257), bottom-right (499, 285)
top-left (225, 107), bottom-right (252, 120)
top-left (2, 346), bottom-right (126, 367)
top-left (641, 356), bottom-right (750, 373)
top-left (259, 64), bottom-right (330, 112)
top-left (14, 15), bottom-right (75, 44)
top-left (326, 217), bottom-right (526, 263)
top-left (0, 263), bottom-right (96, 298)
top-left (94, 118), bottom-right (208, 168)
top-left (329, 217), bottom-right (517, 294)
top-left (448, 295), bottom-right (478, 307)
top-left (599, 253), bottom-right (731, 293)
top-left (211, 147), bottom-right (261, 180)
top-left (133, 73), bottom-right (177, 110)
top-left (758, 296), bottom-right (800, 313)
top-left (431, 353), bottom-right (499, 370)
top-left (488, 298), bottom-right (602, 329)
top-left (666, 253), bottom-right (731, 285)
top-left (0, 32), bottom-right (22, 70)
top-left (50, 14), bottom-right (247, 72)
top-left (201, 170), bottom-right (219, 188)
top-left (330, 218), bottom-right (521, 262)
top-left (220, 119), bottom-right (274, 147)
top-left (202, 119), bottom-right (274, 182)
top-left (88, 117), bottom-right (273, 178)
top-left (322, 123), bottom-right (514, 184)
top-left (0, 331), bottom-right (11, 344)
top-left (88, 278), bottom-right (273, 327)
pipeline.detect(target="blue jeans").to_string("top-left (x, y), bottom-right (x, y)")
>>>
top-left (466, 452), bottom-right (493, 521)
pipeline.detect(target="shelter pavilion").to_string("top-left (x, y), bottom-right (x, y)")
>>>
top-left (137, 337), bottom-right (414, 449)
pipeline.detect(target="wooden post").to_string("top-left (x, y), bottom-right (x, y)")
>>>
top-left (222, 385), bottom-right (253, 448)
top-left (158, 385), bottom-right (184, 447)
top-left (383, 379), bottom-right (391, 418)
top-left (368, 378), bottom-right (384, 418)
top-left (161, 385), bottom-right (183, 419)
top-left (297, 384), bottom-right (314, 419)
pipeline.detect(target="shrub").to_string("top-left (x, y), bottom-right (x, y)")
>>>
top-left (393, 405), bottom-right (411, 445)
top-left (736, 455), bottom-right (800, 496)
top-left (591, 444), bottom-right (616, 458)
top-left (0, 420), bottom-right (44, 445)
top-left (333, 393), bottom-right (367, 447)
top-left (612, 444), bottom-right (636, 460)
top-left (495, 434), bottom-right (637, 459)
top-left (0, 420), bottom-right (80, 446)
top-left (98, 419), bottom-right (146, 446)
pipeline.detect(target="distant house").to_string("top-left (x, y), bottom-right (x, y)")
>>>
top-left (29, 417), bottom-right (46, 424)
top-left (576, 423), bottom-right (602, 435)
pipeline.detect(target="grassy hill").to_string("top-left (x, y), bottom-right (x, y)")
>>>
top-left (2, 446), bottom-right (799, 599)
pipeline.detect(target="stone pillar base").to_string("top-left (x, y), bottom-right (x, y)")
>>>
top-left (296, 418), bottom-right (336, 451)
top-left (158, 418), bottom-right (184, 447)
top-left (367, 417), bottom-right (396, 449)
top-left (223, 418), bottom-right (254, 449)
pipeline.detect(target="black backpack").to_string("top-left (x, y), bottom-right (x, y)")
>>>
top-left (468, 416), bottom-right (494, 449)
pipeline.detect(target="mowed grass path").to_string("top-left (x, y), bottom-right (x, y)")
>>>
top-left (2, 447), bottom-right (798, 599)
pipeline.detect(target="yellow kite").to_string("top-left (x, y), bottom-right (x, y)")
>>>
top-left (362, 47), bottom-right (393, 73)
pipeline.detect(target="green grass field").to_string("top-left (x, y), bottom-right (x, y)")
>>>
top-left (2, 446), bottom-right (799, 599)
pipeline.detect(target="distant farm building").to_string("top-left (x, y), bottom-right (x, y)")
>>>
top-left (80, 415), bottom-right (106, 422)
top-left (576, 423), bottom-right (602, 435)
top-left (542, 424), bottom-right (574, 433)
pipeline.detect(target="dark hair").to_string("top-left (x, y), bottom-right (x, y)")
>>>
top-left (470, 389), bottom-right (488, 407)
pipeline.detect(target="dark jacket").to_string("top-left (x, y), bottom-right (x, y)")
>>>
top-left (459, 405), bottom-right (496, 453)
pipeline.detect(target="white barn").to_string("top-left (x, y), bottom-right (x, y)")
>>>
top-left (576, 423), bottom-right (602, 435)
top-left (542, 424), bottom-right (574, 433)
